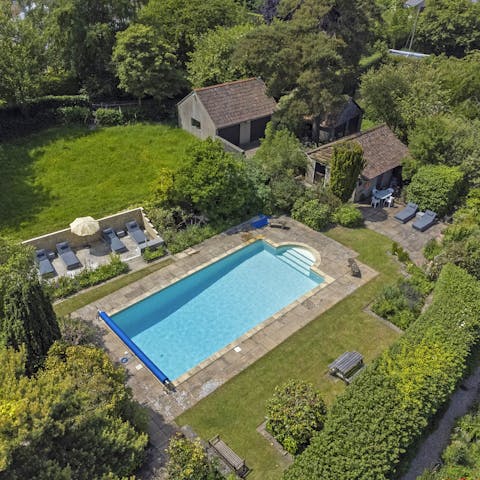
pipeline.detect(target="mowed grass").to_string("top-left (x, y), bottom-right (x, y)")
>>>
top-left (0, 123), bottom-right (198, 241)
top-left (177, 227), bottom-right (402, 480)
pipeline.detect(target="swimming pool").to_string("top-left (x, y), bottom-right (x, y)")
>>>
top-left (108, 240), bottom-right (324, 381)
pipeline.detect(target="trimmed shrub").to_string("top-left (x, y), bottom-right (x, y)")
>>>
top-left (285, 264), bottom-right (480, 480)
top-left (406, 165), bottom-right (464, 217)
top-left (142, 246), bottom-right (166, 262)
top-left (56, 106), bottom-right (92, 125)
top-left (162, 224), bottom-right (220, 255)
top-left (94, 108), bottom-right (124, 126)
top-left (291, 197), bottom-right (331, 231)
top-left (166, 433), bottom-right (223, 480)
top-left (334, 204), bottom-right (363, 227)
top-left (50, 255), bottom-right (129, 299)
top-left (266, 380), bottom-right (326, 455)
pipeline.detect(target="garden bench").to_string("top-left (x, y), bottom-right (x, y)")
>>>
top-left (348, 258), bottom-right (361, 277)
top-left (209, 435), bottom-right (249, 478)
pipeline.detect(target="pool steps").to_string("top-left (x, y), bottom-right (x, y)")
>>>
top-left (277, 248), bottom-right (314, 276)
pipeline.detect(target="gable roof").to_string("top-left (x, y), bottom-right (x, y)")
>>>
top-left (308, 124), bottom-right (409, 180)
top-left (191, 78), bottom-right (277, 129)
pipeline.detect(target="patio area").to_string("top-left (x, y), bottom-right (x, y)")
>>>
top-left (50, 234), bottom-right (143, 277)
top-left (358, 203), bottom-right (444, 265)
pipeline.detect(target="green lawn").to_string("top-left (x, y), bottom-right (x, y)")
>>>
top-left (177, 227), bottom-right (402, 480)
top-left (0, 123), bottom-right (198, 241)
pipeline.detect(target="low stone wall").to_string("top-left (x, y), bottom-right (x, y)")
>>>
top-left (22, 207), bottom-right (148, 252)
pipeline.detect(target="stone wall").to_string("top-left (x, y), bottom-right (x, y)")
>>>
top-left (22, 207), bottom-right (150, 252)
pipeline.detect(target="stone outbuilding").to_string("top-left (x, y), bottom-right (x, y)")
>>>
top-left (307, 124), bottom-right (409, 201)
top-left (176, 78), bottom-right (277, 154)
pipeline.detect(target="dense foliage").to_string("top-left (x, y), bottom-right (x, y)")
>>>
top-left (419, 404), bottom-right (480, 480)
top-left (266, 380), bottom-right (326, 455)
top-left (0, 240), bottom-right (60, 372)
top-left (329, 142), bottom-right (366, 202)
top-left (406, 165), bottom-right (464, 217)
top-left (292, 198), bottom-right (331, 231)
top-left (166, 433), bottom-right (223, 480)
top-left (285, 264), bottom-right (480, 480)
top-left (372, 258), bottom-right (433, 329)
top-left (333, 204), bottom-right (364, 228)
top-left (49, 255), bottom-right (129, 299)
top-left (0, 344), bottom-right (148, 479)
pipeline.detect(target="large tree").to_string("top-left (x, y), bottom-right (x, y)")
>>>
top-left (0, 1), bottom-right (47, 105)
top-left (0, 240), bottom-right (60, 373)
top-left (187, 24), bottom-right (254, 88)
top-left (37, 0), bottom-right (139, 97)
top-left (138, 0), bottom-right (244, 65)
top-left (0, 344), bottom-right (148, 478)
top-left (113, 23), bottom-right (184, 101)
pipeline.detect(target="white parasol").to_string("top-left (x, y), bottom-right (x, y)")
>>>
top-left (70, 216), bottom-right (100, 236)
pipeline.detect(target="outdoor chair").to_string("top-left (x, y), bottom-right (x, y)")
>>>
top-left (412, 210), bottom-right (437, 232)
top-left (56, 242), bottom-right (82, 270)
top-left (394, 202), bottom-right (418, 223)
top-left (125, 220), bottom-right (147, 246)
top-left (35, 249), bottom-right (55, 277)
top-left (102, 227), bottom-right (127, 253)
top-left (384, 195), bottom-right (394, 208)
top-left (371, 197), bottom-right (380, 208)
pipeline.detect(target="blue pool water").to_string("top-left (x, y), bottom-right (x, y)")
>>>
top-left (111, 241), bottom-right (323, 380)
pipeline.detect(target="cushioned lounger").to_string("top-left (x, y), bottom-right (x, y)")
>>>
top-left (102, 227), bottom-right (127, 253)
top-left (412, 210), bottom-right (437, 232)
top-left (56, 242), bottom-right (82, 270)
top-left (125, 220), bottom-right (147, 245)
top-left (394, 202), bottom-right (418, 223)
top-left (35, 249), bottom-right (55, 276)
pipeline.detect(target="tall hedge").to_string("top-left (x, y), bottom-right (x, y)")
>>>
top-left (284, 264), bottom-right (480, 480)
top-left (406, 165), bottom-right (464, 217)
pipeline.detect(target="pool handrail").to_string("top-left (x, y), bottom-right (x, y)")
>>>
top-left (97, 310), bottom-right (174, 390)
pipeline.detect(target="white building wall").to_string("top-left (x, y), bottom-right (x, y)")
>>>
top-left (177, 93), bottom-right (216, 140)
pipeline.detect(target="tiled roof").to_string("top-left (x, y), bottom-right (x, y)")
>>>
top-left (308, 124), bottom-right (409, 180)
top-left (193, 78), bottom-right (277, 129)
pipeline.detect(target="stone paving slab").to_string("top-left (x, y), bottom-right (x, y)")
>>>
top-left (358, 204), bottom-right (444, 265)
top-left (72, 218), bottom-right (378, 475)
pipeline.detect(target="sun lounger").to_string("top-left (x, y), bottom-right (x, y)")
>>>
top-left (394, 202), bottom-right (418, 223)
top-left (126, 220), bottom-right (147, 245)
top-left (102, 227), bottom-right (127, 253)
top-left (56, 242), bottom-right (81, 270)
top-left (412, 210), bottom-right (437, 232)
top-left (35, 249), bottom-right (55, 277)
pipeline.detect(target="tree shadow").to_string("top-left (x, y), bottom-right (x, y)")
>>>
top-left (0, 126), bottom-right (94, 237)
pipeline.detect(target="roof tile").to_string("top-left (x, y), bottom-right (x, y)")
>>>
top-left (194, 78), bottom-right (277, 128)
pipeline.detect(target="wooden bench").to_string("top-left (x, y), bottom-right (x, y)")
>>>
top-left (209, 435), bottom-right (249, 477)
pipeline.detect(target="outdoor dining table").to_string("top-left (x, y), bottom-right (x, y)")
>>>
top-left (373, 188), bottom-right (394, 200)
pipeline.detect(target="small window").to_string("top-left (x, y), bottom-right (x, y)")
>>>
top-left (191, 118), bottom-right (201, 129)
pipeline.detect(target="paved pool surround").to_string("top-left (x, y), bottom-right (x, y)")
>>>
top-left (73, 218), bottom-right (377, 425)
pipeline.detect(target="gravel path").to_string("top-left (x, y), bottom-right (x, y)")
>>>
top-left (402, 365), bottom-right (480, 480)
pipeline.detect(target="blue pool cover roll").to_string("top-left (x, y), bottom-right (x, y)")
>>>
top-left (98, 310), bottom-right (172, 386)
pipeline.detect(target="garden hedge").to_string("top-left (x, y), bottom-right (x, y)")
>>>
top-left (406, 165), bottom-right (464, 217)
top-left (285, 264), bottom-right (480, 480)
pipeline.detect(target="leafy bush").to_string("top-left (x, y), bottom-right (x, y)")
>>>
top-left (285, 264), bottom-right (480, 480)
top-left (391, 242), bottom-right (411, 263)
top-left (94, 107), bottom-right (124, 126)
top-left (266, 380), bottom-right (326, 455)
top-left (407, 165), bottom-right (464, 217)
top-left (142, 246), bottom-right (166, 262)
top-left (162, 224), bottom-right (220, 254)
top-left (58, 315), bottom-right (102, 346)
top-left (51, 255), bottom-right (129, 299)
top-left (423, 238), bottom-right (443, 261)
top-left (334, 204), bottom-right (363, 227)
top-left (166, 433), bottom-right (223, 480)
top-left (291, 197), bottom-right (331, 231)
top-left (56, 106), bottom-right (92, 125)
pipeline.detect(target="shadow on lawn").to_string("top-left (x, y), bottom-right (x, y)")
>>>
top-left (0, 127), bottom-right (94, 237)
